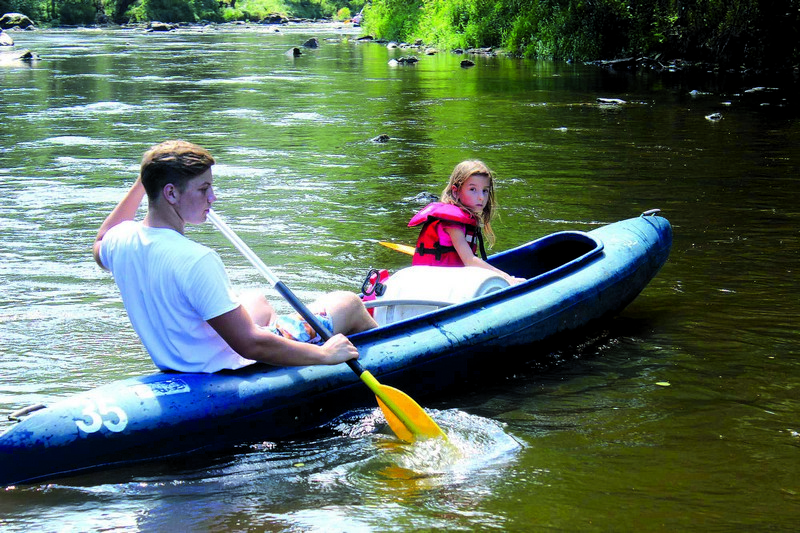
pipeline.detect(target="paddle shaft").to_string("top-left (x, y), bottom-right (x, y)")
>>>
top-left (207, 209), bottom-right (446, 441)
top-left (270, 281), bottom-right (364, 375)
top-left (206, 210), bottom-right (364, 375)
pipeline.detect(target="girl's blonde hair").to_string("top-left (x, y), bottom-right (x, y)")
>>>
top-left (440, 160), bottom-right (497, 246)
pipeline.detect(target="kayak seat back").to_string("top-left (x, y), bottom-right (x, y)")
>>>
top-left (371, 266), bottom-right (509, 326)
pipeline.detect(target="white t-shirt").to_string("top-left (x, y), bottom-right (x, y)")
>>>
top-left (99, 221), bottom-right (255, 373)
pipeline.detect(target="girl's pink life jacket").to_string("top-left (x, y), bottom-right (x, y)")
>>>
top-left (408, 202), bottom-right (481, 266)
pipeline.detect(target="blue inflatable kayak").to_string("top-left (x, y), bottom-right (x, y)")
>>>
top-left (0, 212), bottom-right (672, 485)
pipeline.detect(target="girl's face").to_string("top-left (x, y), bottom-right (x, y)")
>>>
top-left (453, 173), bottom-right (491, 214)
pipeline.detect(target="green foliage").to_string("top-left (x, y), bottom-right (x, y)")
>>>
top-left (284, 0), bottom-right (340, 19)
top-left (106, 0), bottom-right (136, 22)
top-left (217, 0), bottom-right (285, 22)
top-left (112, 0), bottom-right (225, 22)
top-left (123, 1), bottom-right (145, 21)
top-left (195, 0), bottom-right (222, 21)
top-left (3, 0), bottom-right (363, 24)
top-left (59, 0), bottom-right (96, 24)
top-left (363, 0), bottom-right (799, 69)
top-left (4, 0), bottom-right (49, 21)
top-left (6, 0), bottom-right (795, 70)
top-left (142, 0), bottom-right (197, 22)
top-left (362, 0), bottom-right (423, 41)
top-left (415, 0), bottom-right (508, 49)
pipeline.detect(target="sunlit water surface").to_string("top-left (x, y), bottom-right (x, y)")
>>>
top-left (1, 24), bottom-right (798, 531)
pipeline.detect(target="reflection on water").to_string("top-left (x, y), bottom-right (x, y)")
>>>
top-left (1, 24), bottom-right (799, 532)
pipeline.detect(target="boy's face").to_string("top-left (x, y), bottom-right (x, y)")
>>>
top-left (171, 169), bottom-right (216, 225)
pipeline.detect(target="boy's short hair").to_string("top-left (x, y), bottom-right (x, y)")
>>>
top-left (140, 140), bottom-right (215, 202)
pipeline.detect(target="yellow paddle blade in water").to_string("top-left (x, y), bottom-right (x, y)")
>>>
top-left (376, 385), bottom-right (446, 442)
top-left (379, 241), bottom-right (415, 256)
top-left (360, 371), bottom-right (446, 442)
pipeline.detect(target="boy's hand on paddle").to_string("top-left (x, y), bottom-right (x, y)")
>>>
top-left (320, 333), bottom-right (359, 364)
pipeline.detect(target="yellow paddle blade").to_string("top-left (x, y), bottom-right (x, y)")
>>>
top-left (379, 241), bottom-right (415, 256)
top-left (359, 371), bottom-right (446, 442)
top-left (376, 385), bottom-right (445, 442)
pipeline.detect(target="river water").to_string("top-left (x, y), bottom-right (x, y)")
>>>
top-left (1, 23), bottom-right (798, 532)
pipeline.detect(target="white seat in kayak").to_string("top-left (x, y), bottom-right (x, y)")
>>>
top-left (370, 266), bottom-right (509, 326)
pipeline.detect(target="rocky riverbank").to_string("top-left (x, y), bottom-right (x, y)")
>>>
top-left (0, 14), bottom-right (40, 66)
top-left (3, 11), bottom-right (797, 84)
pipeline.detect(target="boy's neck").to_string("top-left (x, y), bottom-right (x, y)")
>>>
top-left (144, 203), bottom-right (186, 234)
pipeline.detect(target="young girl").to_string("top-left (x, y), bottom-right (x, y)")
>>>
top-left (408, 160), bottom-right (525, 285)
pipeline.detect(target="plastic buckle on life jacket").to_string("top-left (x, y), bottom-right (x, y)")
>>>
top-left (360, 268), bottom-right (389, 316)
top-left (361, 268), bottom-right (388, 296)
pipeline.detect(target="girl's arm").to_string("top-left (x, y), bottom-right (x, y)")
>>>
top-left (444, 226), bottom-right (525, 285)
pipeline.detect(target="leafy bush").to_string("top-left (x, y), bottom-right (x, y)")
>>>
top-left (362, 0), bottom-right (423, 42)
top-left (416, 0), bottom-right (506, 49)
top-left (336, 6), bottom-right (350, 20)
top-left (287, 0), bottom-right (363, 19)
top-left (59, 0), bottom-right (97, 24)
top-left (194, 0), bottom-right (222, 21)
top-left (503, 0), bottom-right (632, 60)
top-left (143, 0), bottom-right (197, 22)
top-left (219, 0), bottom-right (287, 22)
top-left (364, 0), bottom-right (799, 69)
top-left (4, 0), bottom-right (49, 21)
top-left (124, 0), bottom-right (223, 22)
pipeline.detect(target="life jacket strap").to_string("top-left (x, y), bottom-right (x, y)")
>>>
top-left (416, 241), bottom-right (457, 260)
top-left (476, 227), bottom-right (488, 260)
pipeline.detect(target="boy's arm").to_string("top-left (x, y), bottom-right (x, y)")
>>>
top-left (207, 305), bottom-right (358, 366)
top-left (93, 178), bottom-right (146, 269)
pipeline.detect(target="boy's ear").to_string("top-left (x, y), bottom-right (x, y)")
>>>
top-left (163, 183), bottom-right (179, 205)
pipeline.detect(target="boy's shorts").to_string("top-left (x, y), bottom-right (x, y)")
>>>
top-left (266, 311), bottom-right (333, 344)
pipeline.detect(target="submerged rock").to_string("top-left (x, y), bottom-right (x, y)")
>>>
top-left (0, 48), bottom-right (40, 65)
top-left (18, 49), bottom-right (38, 61)
top-left (597, 97), bottom-right (627, 105)
top-left (389, 56), bottom-right (418, 66)
top-left (260, 13), bottom-right (288, 24)
top-left (466, 47), bottom-right (495, 56)
top-left (147, 21), bottom-right (176, 32)
top-left (414, 192), bottom-right (439, 203)
top-left (0, 29), bottom-right (13, 46)
top-left (302, 38), bottom-right (319, 49)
